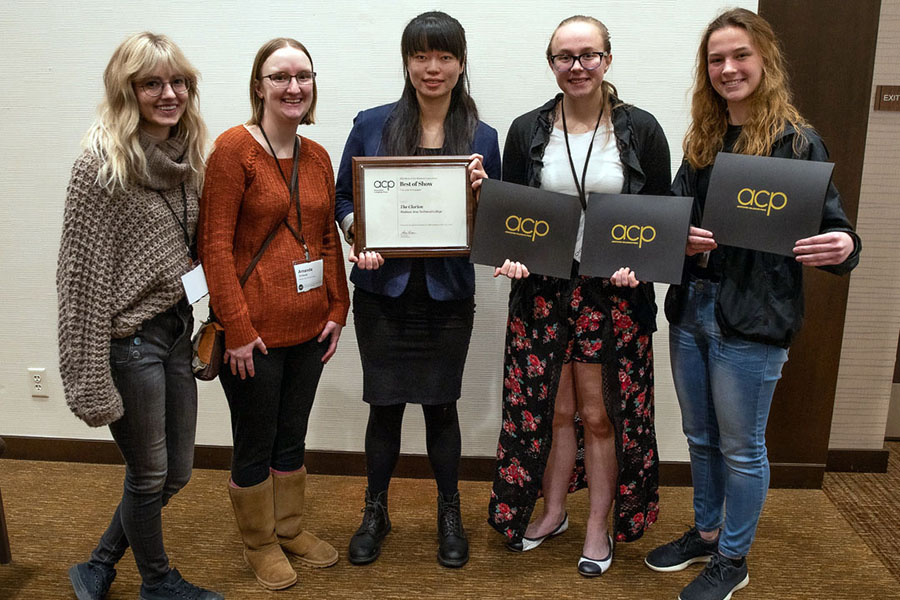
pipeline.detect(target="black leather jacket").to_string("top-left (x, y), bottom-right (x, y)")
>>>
top-left (502, 93), bottom-right (672, 332)
top-left (664, 124), bottom-right (861, 348)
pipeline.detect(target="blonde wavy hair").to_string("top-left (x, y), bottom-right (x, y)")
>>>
top-left (83, 32), bottom-right (207, 190)
top-left (684, 8), bottom-right (808, 169)
top-left (546, 16), bottom-right (620, 116)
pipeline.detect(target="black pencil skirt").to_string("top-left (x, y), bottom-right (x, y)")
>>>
top-left (352, 260), bottom-right (474, 406)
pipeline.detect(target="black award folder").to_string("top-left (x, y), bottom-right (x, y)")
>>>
top-left (579, 194), bottom-right (693, 284)
top-left (701, 152), bottom-right (834, 256)
top-left (470, 179), bottom-right (582, 279)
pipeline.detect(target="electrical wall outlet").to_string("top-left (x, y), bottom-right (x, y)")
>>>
top-left (28, 367), bottom-right (49, 398)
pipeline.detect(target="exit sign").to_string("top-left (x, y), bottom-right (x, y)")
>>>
top-left (875, 85), bottom-right (900, 111)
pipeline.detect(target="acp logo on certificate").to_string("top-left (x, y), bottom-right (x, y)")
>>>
top-left (505, 215), bottom-right (550, 242)
top-left (611, 224), bottom-right (656, 248)
top-left (736, 188), bottom-right (787, 216)
top-left (372, 179), bottom-right (395, 193)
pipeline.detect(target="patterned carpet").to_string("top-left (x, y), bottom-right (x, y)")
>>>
top-left (823, 440), bottom-right (900, 582)
top-left (0, 454), bottom-right (897, 599)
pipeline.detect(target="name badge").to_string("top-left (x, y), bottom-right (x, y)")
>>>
top-left (293, 259), bottom-right (323, 293)
top-left (181, 262), bottom-right (209, 304)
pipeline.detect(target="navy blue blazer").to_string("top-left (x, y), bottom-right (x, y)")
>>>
top-left (334, 102), bottom-right (501, 300)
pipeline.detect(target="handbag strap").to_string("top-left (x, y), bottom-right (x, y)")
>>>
top-left (239, 219), bottom-right (283, 286)
top-left (207, 220), bottom-right (283, 325)
top-left (238, 145), bottom-right (303, 286)
top-left (209, 154), bottom-right (305, 322)
top-left (239, 146), bottom-right (306, 286)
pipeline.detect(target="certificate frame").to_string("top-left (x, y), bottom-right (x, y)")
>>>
top-left (352, 155), bottom-right (474, 257)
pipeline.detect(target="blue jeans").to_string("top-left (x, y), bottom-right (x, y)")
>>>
top-left (220, 338), bottom-right (327, 487)
top-left (89, 299), bottom-right (197, 586)
top-left (669, 279), bottom-right (788, 559)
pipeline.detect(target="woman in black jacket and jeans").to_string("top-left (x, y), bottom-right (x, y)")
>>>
top-left (644, 9), bottom-right (860, 600)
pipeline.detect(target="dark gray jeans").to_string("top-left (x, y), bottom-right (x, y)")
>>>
top-left (89, 299), bottom-right (197, 586)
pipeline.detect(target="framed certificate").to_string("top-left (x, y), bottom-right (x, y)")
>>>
top-left (352, 156), bottom-right (474, 257)
top-left (701, 152), bottom-right (834, 256)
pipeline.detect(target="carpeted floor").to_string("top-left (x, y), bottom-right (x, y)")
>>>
top-left (823, 440), bottom-right (900, 583)
top-left (0, 455), bottom-right (898, 599)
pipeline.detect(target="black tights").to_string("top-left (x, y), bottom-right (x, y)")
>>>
top-left (365, 402), bottom-right (461, 497)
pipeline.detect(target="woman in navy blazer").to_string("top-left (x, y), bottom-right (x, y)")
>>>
top-left (334, 11), bottom-right (500, 569)
top-left (335, 102), bottom-right (500, 299)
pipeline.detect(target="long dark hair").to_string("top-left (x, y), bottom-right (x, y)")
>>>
top-left (382, 11), bottom-right (479, 155)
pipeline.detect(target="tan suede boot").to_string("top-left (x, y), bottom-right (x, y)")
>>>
top-left (228, 476), bottom-right (298, 590)
top-left (272, 467), bottom-right (339, 567)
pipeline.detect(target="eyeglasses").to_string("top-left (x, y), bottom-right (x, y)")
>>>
top-left (138, 77), bottom-right (189, 97)
top-left (549, 52), bottom-right (608, 72)
top-left (261, 72), bottom-right (316, 88)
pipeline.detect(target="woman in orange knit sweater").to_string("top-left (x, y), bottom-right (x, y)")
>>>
top-left (198, 38), bottom-right (350, 591)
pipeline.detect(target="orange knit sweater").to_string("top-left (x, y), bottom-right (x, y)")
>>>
top-left (199, 125), bottom-right (349, 349)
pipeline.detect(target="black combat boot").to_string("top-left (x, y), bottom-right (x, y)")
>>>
top-left (348, 489), bottom-right (391, 565)
top-left (437, 491), bottom-right (469, 568)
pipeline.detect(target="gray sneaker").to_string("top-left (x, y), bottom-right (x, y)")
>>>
top-left (139, 568), bottom-right (224, 600)
top-left (68, 562), bottom-right (116, 600)
top-left (645, 527), bottom-right (718, 572)
top-left (679, 554), bottom-right (749, 600)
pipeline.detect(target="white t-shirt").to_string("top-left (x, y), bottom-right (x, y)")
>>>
top-left (540, 123), bottom-right (624, 261)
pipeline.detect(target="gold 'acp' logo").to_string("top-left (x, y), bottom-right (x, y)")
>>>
top-left (736, 188), bottom-right (787, 216)
top-left (505, 215), bottom-right (550, 242)
top-left (611, 224), bottom-right (656, 248)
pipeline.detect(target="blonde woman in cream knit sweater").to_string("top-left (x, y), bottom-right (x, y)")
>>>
top-left (57, 32), bottom-right (221, 600)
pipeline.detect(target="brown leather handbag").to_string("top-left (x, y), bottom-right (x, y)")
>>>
top-left (190, 318), bottom-right (225, 381)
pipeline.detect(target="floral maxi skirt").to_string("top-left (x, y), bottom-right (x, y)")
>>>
top-left (488, 274), bottom-right (660, 543)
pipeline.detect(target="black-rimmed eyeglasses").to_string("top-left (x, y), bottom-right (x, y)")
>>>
top-left (549, 52), bottom-right (608, 72)
top-left (261, 72), bottom-right (317, 88)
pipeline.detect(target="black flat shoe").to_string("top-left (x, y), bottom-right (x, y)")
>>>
top-left (506, 513), bottom-right (569, 552)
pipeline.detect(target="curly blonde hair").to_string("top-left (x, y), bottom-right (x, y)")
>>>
top-left (684, 8), bottom-right (808, 169)
top-left (84, 32), bottom-right (207, 190)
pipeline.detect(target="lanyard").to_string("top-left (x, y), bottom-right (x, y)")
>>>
top-left (157, 183), bottom-right (195, 261)
top-left (560, 99), bottom-right (604, 211)
top-left (259, 125), bottom-right (310, 261)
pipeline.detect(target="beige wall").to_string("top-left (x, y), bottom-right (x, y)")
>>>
top-left (2, 0), bottom-right (756, 463)
top-left (830, 0), bottom-right (900, 450)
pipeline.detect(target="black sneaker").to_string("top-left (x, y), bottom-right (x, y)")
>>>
top-left (645, 527), bottom-right (718, 572)
top-left (679, 554), bottom-right (749, 600)
top-left (68, 562), bottom-right (116, 600)
top-left (139, 568), bottom-right (224, 600)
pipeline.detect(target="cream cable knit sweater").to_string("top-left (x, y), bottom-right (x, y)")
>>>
top-left (57, 133), bottom-right (199, 427)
